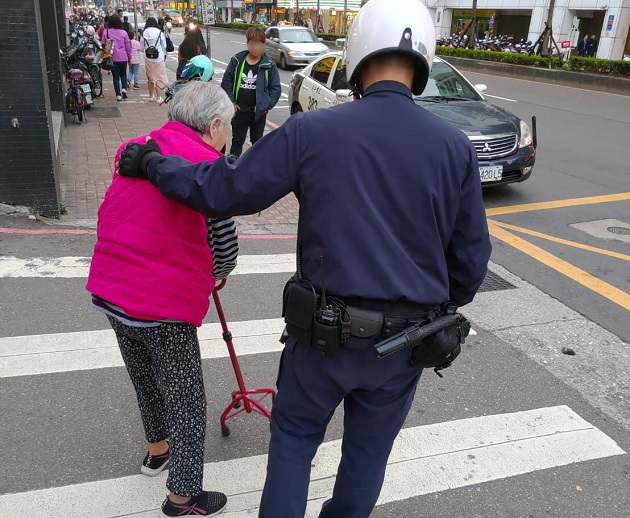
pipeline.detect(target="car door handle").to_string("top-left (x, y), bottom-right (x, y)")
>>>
top-left (324, 98), bottom-right (333, 103)
top-left (302, 85), bottom-right (309, 90)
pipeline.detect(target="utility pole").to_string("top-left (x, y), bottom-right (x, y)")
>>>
top-left (343, 0), bottom-right (348, 34)
top-left (542, 0), bottom-right (556, 56)
top-left (133, 0), bottom-right (138, 36)
top-left (469, 0), bottom-right (477, 48)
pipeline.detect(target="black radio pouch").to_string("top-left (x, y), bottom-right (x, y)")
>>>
top-left (282, 276), bottom-right (318, 346)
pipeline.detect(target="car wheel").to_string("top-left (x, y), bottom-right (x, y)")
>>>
top-left (290, 103), bottom-right (303, 115)
top-left (280, 54), bottom-right (287, 70)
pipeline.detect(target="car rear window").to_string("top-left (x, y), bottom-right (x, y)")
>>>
top-left (280, 29), bottom-right (318, 43)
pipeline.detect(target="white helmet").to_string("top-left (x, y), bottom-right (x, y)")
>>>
top-left (344, 0), bottom-right (436, 95)
top-left (85, 25), bottom-right (96, 37)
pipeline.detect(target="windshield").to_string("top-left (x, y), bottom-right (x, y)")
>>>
top-left (415, 62), bottom-right (481, 101)
top-left (280, 29), bottom-right (318, 44)
top-left (168, 10), bottom-right (181, 16)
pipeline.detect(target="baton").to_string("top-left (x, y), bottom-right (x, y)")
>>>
top-left (374, 314), bottom-right (461, 358)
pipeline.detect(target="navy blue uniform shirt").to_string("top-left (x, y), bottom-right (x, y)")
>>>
top-left (146, 80), bottom-right (492, 307)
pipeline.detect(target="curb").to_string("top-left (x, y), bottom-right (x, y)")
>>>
top-left (440, 56), bottom-right (630, 97)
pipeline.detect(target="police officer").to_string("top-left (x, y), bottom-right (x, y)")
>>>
top-left (117, 1), bottom-right (492, 516)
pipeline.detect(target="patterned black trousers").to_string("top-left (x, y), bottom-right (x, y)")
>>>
top-left (108, 316), bottom-right (206, 497)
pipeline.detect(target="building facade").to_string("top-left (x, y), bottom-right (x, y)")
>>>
top-left (277, 0), bottom-right (362, 32)
top-left (431, 0), bottom-right (630, 60)
top-left (0, 0), bottom-right (65, 217)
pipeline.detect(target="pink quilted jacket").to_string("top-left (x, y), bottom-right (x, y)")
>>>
top-left (86, 121), bottom-right (222, 326)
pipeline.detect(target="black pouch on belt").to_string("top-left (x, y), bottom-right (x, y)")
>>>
top-left (344, 306), bottom-right (384, 350)
top-left (282, 277), bottom-right (318, 345)
top-left (410, 312), bottom-right (471, 370)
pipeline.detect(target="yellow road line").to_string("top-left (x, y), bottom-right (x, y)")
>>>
top-left (486, 192), bottom-right (630, 216)
top-left (489, 220), bottom-right (630, 262)
top-left (487, 221), bottom-right (630, 312)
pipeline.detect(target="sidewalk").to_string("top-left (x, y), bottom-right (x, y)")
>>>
top-left (58, 62), bottom-right (298, 231)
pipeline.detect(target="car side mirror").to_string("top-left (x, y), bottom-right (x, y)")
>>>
top-left (318, 37), bottom-right (324, 42)
top-left (335, 38), bottom-right (346, 48)
top-left (271, 37), bottom-right (279, 43)
top-left (475, 84), bottom-right (488, 94)
top-left (336, 89), bottom-right (353, 103)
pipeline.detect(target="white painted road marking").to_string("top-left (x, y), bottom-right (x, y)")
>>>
top-left (0, 406), bottom-right (623, 517)
top-left (0, 315), bottom-right (474, 378)
top-left (0, 318), bottom-right (285, 378)
top-left (485, 94), bottom-right (518, 103)
top-left (0, 254), bottom-right (297, 278)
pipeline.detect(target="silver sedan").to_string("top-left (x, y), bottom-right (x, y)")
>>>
top-left (265, 26), bottom-right (329, 69)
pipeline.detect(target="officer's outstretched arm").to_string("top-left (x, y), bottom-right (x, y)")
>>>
top-left (145, 116), bottom-right (302, 218)
top-left (445, 146), bottom-right (492, 307)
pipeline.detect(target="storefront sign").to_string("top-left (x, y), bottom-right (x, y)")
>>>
top-left (606, 15), bottom-right (614, 31)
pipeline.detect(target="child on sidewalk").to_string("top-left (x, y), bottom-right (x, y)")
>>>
top-left (128, 32), bottom-right (142, 90)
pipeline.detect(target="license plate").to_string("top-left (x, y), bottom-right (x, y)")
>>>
top-left (479, 165), bottom-right (503, 183)
top-left (81, 84), bottom-right (91, 93)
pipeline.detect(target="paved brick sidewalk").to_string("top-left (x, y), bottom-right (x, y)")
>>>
top-left (59, 64), bottom-right (298, 231)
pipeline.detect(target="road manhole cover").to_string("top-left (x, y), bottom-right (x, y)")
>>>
top-left (607, 226), bottom-right (630, 236)
top-left (88, 106), bottom-right (121, 118)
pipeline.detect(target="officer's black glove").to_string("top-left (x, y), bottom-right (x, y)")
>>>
top-left (118, 138), bottom-right (162, 178)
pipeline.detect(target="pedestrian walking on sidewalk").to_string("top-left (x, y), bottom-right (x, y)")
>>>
top-left (101, 15), bottom-right (131, 101)
top-left (118, 1), bottom-right (491, 516)
top-left (128, 32), bottom-right (142, 90)
top-left (122, 15), bottom-right (132, 39)
top-left (87, 82), bottom-right (236, 518)
top-left (143, 17), bottom-right (169, 103)
top-left (221, 27), bottom-right (281, 157)
top-left (577, 34), bottom-right (589, 56)
top-left (587, 34), bottom-right (598, 57)
top-left (97, 15), bottom-right (108, 40)
top-left (177, 27), bottom-right (207, 79)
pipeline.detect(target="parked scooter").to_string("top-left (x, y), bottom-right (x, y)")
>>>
top-left (60, 48), bottom-right (95, 122)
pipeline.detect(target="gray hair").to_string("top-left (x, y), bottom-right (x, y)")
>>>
top-left (167, 81), bottom-right (233, 136)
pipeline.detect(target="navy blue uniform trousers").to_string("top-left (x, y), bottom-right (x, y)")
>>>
top-left (259, 337), bottom-right (422, 518)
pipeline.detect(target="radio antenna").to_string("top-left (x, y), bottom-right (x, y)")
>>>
top-left (319, 256), bottom-right (327, 311)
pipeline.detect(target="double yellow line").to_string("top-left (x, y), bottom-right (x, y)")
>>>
top-left (486, 192), bottom-right (630, 312)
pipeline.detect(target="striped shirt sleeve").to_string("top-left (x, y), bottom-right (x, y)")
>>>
top-left (207, 217), bottom-right (239, 280)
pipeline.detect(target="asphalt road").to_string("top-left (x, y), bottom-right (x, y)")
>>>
top-left (0, 27), bottom-right (628, 518)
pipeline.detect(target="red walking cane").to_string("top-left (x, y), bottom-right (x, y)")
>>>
top-left (212, 279), bottom-right (277, 437)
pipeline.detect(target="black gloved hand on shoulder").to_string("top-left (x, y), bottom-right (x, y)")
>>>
top-left (118, 138), bottom-right (162, 178)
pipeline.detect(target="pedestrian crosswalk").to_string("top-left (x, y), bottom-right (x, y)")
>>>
top-left (0, 318), bottom-right (285, 378)
top-left (0, 404), bottom-right (624, 517)
top-left (0, 254), bottom-right (296, 278)
top-left (0, 251), bottom-right (627, 517)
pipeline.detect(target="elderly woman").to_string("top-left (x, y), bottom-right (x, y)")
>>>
top-left (86, 82), bottom-right (235, 518)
